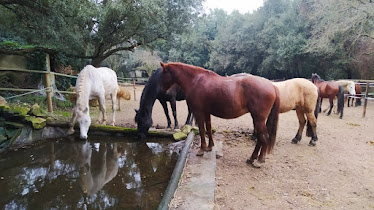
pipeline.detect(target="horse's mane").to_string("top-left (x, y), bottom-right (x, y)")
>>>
top-left (76, 65), bottom-right (96, 110)
top-left (138, 68), bottom-right (161, 112)
top-left (168, 62), bottom-right (218, 76)
top-left (311, 73), bottom-right (324, 83)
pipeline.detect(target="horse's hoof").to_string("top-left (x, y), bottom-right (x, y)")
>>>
top-left (291, 139), bottom-right (299, 144)
top-left (308, 140), bottom-right (316, 146)
top-left (246, 159), bottom-right (254, 164)
top-left (196, 149), bottom-right (204, 156)
top-left (251, 135), bottom-right (257, 141)
top-left (205, 147), bottom-right (213, 152)
top-left (248, 159), bottom-right (262, 168)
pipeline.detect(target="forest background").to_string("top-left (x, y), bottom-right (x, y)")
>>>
top-left (1, 0), bottom-right (374, 93)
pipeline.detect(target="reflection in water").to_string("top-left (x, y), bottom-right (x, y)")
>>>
top-left (0, 136), bottom-right (181, 209)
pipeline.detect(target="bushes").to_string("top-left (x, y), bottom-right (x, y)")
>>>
top-left (6, 94), bottom-right (73, 111)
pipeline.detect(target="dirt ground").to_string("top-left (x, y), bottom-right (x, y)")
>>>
top-left (112, 85), bottom-right (374, 209)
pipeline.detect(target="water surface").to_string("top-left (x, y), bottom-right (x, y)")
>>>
top-left (0, 135), bottom-right (182, 209)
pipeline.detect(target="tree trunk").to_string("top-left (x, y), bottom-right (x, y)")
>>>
top-left (91, 57), bottom-right (104, 68)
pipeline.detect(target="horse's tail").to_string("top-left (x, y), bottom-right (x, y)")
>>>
top-left (117, 86), bottom-right (131, 100)
top-left (266, 86), bottom-right (280, 154)
top-left (306, 88), bottom-right (320, 136)
top-left (337, 85), bottom-right (344, 115)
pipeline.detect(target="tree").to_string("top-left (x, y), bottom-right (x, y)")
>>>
top-left (0, 0), bottom-right (203, 66)
top-left (305, 0), bottom-right (374, 78)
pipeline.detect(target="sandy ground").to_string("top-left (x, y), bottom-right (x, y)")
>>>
top-left (109, 85), bottom-right (374, 209)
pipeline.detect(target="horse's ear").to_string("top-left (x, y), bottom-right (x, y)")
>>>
top-left (160, 62), bottom-right (167, 71)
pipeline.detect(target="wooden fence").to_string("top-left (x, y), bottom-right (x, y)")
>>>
top-left (347, 81), bottom-right (374, 117)
top-left (0, 54), bottom-right (145, 112)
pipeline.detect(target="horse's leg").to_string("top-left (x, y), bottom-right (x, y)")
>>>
top-left (326, 97), bottom-right (334, 116)
top-left (251, 122), bottom-right (257, 140)
top-left (117, 97), bottom-right (121, 111)
top-left (111, 93), bottom-right (117, 126)
top-left (205, 114), bottom-right (214, 151)
top-left (68, 109), bottom-right (78, 135)
top-left (195, 113), bottom-right (207, 156)
top-left (305, 112), bottom-right (318, 146)
top-left (248, 117), bottom-right (268, 168)
top-left (246, 140), bottom-right (261, 167)
top-left (170, 99), bottom-right (179, 129)
top-left (98, 96), bottom-right (107, 124)
top-left (322, 97), bottom-right (330, 113)
top-left (159, 100), bottom-right (172, 128)
top-left (185, 104), bottom-right (193, 125)
top-left (319, 98), bottom-right (323, 113)
top-left (347, 97), bottom-right (350, 107)
top-left (291, 109), bottom-right (306, 144)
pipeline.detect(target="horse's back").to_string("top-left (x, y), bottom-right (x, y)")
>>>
top-left (315, 80), bottom-right (339, 98)
top-left (78, 65), bottom-right (118, 97)
top-left (273, 78), bottom-right (318, 113)
top-left (239, 75), bottom-right (278, 116)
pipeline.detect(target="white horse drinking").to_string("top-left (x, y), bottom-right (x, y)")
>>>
top-left (68, 65), bottom-right (118, 139)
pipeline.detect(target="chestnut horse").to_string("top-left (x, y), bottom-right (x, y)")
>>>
top-left (348, 83), bottom-right (362, 107)
top-left (160, 62), bottom-right (280, 168)
top-left (311, 73), bottom-right (344, 119)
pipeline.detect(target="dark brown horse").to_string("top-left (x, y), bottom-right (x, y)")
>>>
top-left (348, 83), bottom-right (362, 107)
top-left (160, 62), bottom-right (280, 168)
top-left (311, 73), bottom-right (344, 119)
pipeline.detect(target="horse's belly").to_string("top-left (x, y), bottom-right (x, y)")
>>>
top-left (210, 105), bottom-right (248, 119)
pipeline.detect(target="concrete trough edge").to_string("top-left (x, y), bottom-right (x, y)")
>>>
top-left (158, 131), bottom-right (195, 210)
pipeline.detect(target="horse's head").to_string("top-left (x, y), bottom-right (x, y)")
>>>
top-left (347, 81), bottom-right (356, 95)
top-left (311, 73), bottom-right (321, 83)
top-left (75, 106), bottom-right (91, 139)
top-left (135, 109), bottom-right (152, 139)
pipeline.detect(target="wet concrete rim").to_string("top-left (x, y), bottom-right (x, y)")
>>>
top-left (158, 132), bottom-right (195, 210)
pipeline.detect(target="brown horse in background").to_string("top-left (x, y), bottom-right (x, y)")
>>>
top-left (311, 73), bottom-right (344, 119)
top-left (160, 62), bottom-right (280, 168)
top-left (348, 83), bottom-right (362, 107)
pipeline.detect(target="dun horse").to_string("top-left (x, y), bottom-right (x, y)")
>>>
top-left (135, 68), bottom-right (193, 139)
top-left (273, 79), bottom-right (319, 145)
top-left (160, 62), bottom-right (280, 168)
top-left (311, 73), bottom-right (344, 119)
top-left (233, 75), bottom-right (320, 146)
top-left (68, 65), bottom-right (118, 139)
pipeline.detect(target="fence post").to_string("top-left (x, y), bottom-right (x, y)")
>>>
top-left (133, 79), bottom-right (137, 101)
top-left (45, 54), bottom-right (53, 113)
top-left (362, 82), bottom-right (369, 117)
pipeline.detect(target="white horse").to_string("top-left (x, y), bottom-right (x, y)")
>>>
top-left (76, 142), bottom-right (121, 196)
top-left (67, 65), bottom-right (118, 139)
top-left (330, 80), bottom-right (356, 113)
top-left (336, 80), bottom-right (356, 95)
